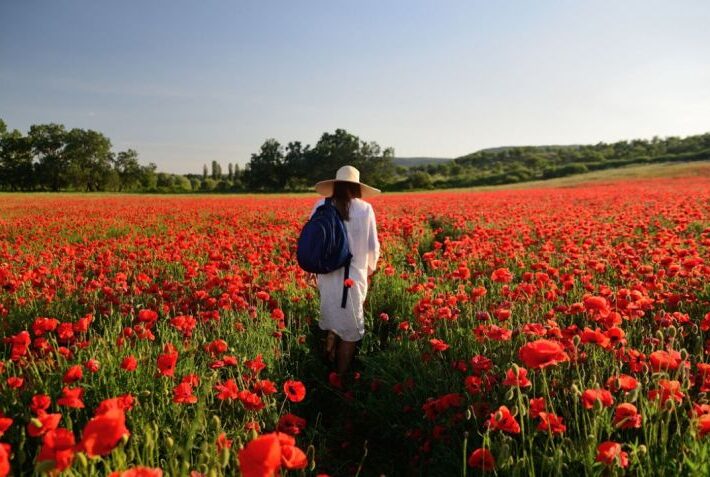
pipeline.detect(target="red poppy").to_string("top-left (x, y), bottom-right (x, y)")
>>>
top-left (698, 414), bottom-right (710, 438)
top-left (429, 339), bottom-right (450, 352)
top-left (0, 417), bottom-right (11, 439)
top-left (283, 380), bottom-right (306, 403)
top-left (491, 268), bottom-right (513, 283)
top-left (37, 428), bottom-right (75, 472)
top-left (157, 344), bottom-right (178, 377)
top-left (216, 433), bottom-right (232, 452)
top-left (647, 379), bottom-right (684, 404)
top-left (581, 389), bottom-right (614, 409)
top-left (57, 386), bottom-right (85, 409)
top-left (30, 394), bottom-right (52, 415)
top-left (63, 365), bottom-right (83, 383)
top-left (238, 390), bottom-right (265, 411)
top-left (613, 403), bottom-right (642, 429)
top-left (277, 413), bottom-right (307, 436)
top-left (0, 443), bottom-right (9, 477)
top-left (518, 339), bottom-right (569, 369)
top-left (529, 397), bottom-right (546, 418)
top-left (172, 383), bottom-right (197, 404)
top-left (237, 433), bottom-right (282, 477)
top-left (78, 408), bottom-right (130, 457)
top-left (468, 447), bottom-right (495, 470)
top-left (486, 405), bottom-right (521, 434)
top-left (606, 374), bottom-right (638, 393)
top-left (27, 412), bottom-right (62, 437)
top-left (503, 366), bottom-right (532, 388)
top-left (536, 412), bottom-right (566, 435)
top-left (596, 441), bottom-right (628, 468)
top-left (649, 350), bottom-right (682, 372)
top-left (215, 379), bottom-right (239, 401)
top-left (121, 356), bottom-right (138, 372)
top-left (94, 394), bottom-right (135, 416)
top-left (108, 467), bottom-right (163, 477)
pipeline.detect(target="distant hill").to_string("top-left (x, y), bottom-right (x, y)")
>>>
top-left (394, 157), bottom-right (452, 167)
top-left (388, 133), bottom-right (710, 190)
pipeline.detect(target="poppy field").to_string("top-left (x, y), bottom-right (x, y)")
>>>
top-left (1, 176), bottom-right (709, 476)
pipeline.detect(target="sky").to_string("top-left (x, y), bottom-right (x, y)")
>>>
top-left (1, 1), bottom-right (709, 174)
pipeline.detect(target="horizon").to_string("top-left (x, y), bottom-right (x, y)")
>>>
top-left (1, 1), bottom-right (709, 174)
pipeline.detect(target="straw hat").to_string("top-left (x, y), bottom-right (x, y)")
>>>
top-left (314, 165), bottom-right (381, 198)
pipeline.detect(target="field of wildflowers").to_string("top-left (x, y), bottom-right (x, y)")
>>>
top-left (1, 176), bottom-right (709, 476)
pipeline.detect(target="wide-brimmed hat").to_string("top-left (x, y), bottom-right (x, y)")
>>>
top-left (314, 165), bottom-right (381, 198)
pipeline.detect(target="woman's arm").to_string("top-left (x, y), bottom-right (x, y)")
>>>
top-left (366, 204), bottom-right (380, 276)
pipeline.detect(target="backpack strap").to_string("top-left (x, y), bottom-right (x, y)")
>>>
top-left (340, 255), bottom-right (351, 308)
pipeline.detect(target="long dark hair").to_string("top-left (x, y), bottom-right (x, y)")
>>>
top-left (332, 181), bottom-right (361, 221)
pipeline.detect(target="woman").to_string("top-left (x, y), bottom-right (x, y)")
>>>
top-left (310, 165), bottom-right (380, 375)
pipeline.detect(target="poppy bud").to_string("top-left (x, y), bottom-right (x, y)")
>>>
top-left (166, 436), bottom-right (174, 449)
top-left (212, 415), bottom-right (221, 429)
top-left (667, 325), bottom-right (677, 337)
top-left (573, 335), bottom-right (581, 347)
top-left (505, 388), bottom-right (515, 401)
top-left (76, 451), bottom-right (88, 470)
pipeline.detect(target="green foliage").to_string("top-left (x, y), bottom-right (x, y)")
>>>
top-left (396, 133), bottom-right (710, 189)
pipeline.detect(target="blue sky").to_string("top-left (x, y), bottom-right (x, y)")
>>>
top-left (1, 1), bottom-right (709, 173)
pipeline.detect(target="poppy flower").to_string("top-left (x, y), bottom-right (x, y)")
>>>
top-left (647, 379), bottom-right (684, 404)
top-left (27, 412), bottom-right (62, 437)
top-left (581, 389), bottom-right (614, 409)
top-left (283, 380), bottom-right (306, 403)
top-left (0, 443), bottom-right (9, 477)
top-left (238, 432), bottom-right (306, 477)
top-left (613, 403), bottom-right (642, 429)
top-left (529, 397), bottom-right (546, 418)
top-left (468, 447), bottom-right (495, 470)
top-left (157, 344), bottom-right (178, 377)
top-left (536, 412), bottom-right (566, 435)
top-left (238, 390), bottom-right (265, 411)
top-left (491, 268), bottom-right (513, 283)
top-left (57, 387), bottom-right (85, 408)
top-left (277, 413), bottom-right (307, 436)
top-left (37, 428), bottom-right (75, 472)
top-left (216, 433), bottom-right (232, 452)
top-left (518, 339), bottom-right (569, 369)
top-left (0, 417), bottom-right (11, 438)
top-left (649, 350), bottom-right (682, 372)
top-left (63, 365), bottom-right (83, 383)
top-left (596, 441), bottom-right (628, 468)
top-left (214, 379), bottom-right (239, 401)
top-left (698, 414), bottom-right (710, 438)
top-left (108, 467), bottom-right (163, 477)
top-left (121, 356), bottom-right (138, 372)
top-left (503, 366), bottom-right (532, 388)
top-left (78, 408), bottom-right (130, 457)
top-left (94, 394), bottom-right (135, 415)
top-left (486, 405), bottom-right (521, 434)
top-left (429, 339), bottom-right (449, 352)
top-left (606, 374), bottom-right (638, 393)
top-left (172, 383), bottom-right (197, 404)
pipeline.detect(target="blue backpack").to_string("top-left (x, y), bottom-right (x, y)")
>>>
top-left (297, 198), bottom-right (352, 308)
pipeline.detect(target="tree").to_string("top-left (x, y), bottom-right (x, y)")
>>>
top-left (29, 124), bottom-right (68, 191)
top-left (228, 163), bottom-right (234, 181)
top-left (113, 149), bottom-right (143, 191)
top-left (63, 128), bottom-right (114, 191)
top-left (245, 139), bottom-right (284, 190)
top-left (203, 164), bottom-right (208, 180)
top-left (211, 160), bottom-right (222, 180)
top-left (0, 128), bottom-right (34, 190)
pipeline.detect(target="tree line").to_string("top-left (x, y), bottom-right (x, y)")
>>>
top-left (403, 133), bottom-right (710, 189)
top-left (2, 117), bottom-right (708, 192)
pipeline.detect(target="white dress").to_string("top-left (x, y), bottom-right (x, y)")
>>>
top-left (309, 197), bottom-right (380, 342)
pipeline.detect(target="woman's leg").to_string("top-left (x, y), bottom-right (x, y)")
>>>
top-left (336, 340), bottom-right (358, 375)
